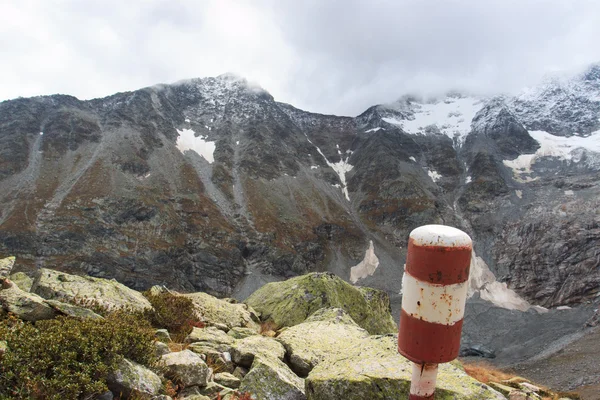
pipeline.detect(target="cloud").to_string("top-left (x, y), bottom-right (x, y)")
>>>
top-left (1, 0), bottom-right (599, 116)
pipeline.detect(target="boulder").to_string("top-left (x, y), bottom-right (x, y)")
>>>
top-left (154, 341), bottom-right (171, 357)
top-left (9, 272), bottom-right (33, 292)
top-left (244, 272), bottom-right (396, 334)
top-left (44, 299), bottom-right (103, 320)
top-left (230, 335), bottom-right (285, 368)
top-left (182, 291), bottom-right (260, 331)
top-left (31, 268), bottom-right (152, 312)
top-left (276, 308), bottom-right (370, 376)
top-left (239, 356), bottom-right (306, 400)
top-left (107, 358), bottom-right (162, 399)
top-left (0, 281), bottom-right (56, 321)
top-left (160, 350), bottom-right (211, 387)
top-left (0, 257), bottom-right (15, 281)
top-left (155, 329), bottom-right (171, 342)
top-left (214, 372), bottom-right (241, 389)
top-left (186, 326), bottom-right (234, 346)
top-left (227, 327), bottom-right (259, 339)
top-left (305, 335), bottom-right (505, 400)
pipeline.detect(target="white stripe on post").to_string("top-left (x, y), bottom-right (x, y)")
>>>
top-left (401, 271), bottom-right (468, 325)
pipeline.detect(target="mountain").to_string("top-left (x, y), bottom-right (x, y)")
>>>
top-left (1, 66), bottom-right (599, 316)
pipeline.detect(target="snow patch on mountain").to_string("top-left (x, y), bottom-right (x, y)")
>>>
top-left (350, 241), bottom-right (379, 283)
top-left (468, 251), bottom-right (532, 311)
top-left (303, 136), bottom-right (353, 201)
top-left (176, 128), bottom-right (216, 163)
top-left (503, 130), bottom-right (600, 177)
top-left (383, 96), bottom-right (483, 145)
top-left (427, 168), bottom-right (442, 182)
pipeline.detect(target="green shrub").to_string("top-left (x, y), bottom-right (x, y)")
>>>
top-left (0, 311), bottom-right (157, 399)
top-left (143, 292), bottom-right (203, 340)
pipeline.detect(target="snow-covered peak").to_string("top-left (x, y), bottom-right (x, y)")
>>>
top-left (508, 66), bottom-right (600, 136)
top-left (376, 94), bottom-right (484, 146)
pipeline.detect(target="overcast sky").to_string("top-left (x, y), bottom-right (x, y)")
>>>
top-left (1, 0), bottom-right (599, 115)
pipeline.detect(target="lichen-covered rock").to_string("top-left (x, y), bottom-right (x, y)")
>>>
top-left (276, 308), bottom-right (369, 376)
top-left (227, 326), bottom-right (260, 339)
top-left (186, 326), bottom-right (234, 346)
top-left (155, 329), bottom-right (171, 342)
top-left (160, 350), bottom-right (211, 387)
top-left (0, 340), bottom-right (7, 356)
top-left (154, 341), bottom-right (171, 357)
top-left (0, 257), bottom-right (15, 281)
top-left (305, 335), bottom-right (504, 400)
top-left (0, 281), bottom-right (56, 321)
top-left (240, 356), bottom-right (306, 400)
top-left (107, 358), bottom-right (162, 399)
top-left (214, 372), bottom-right (241, 389)
top-left (230, 335), bottom-right (285, 368)
top-left (31, 268), bottom-right (152, 312)
top-left (244, 272), bottom-right (396, 334)
top-left (44, 299), bottom-right (103, 320)
top-left (183, 292), bottom-right (260, 331)
top-left (9, 272), bottom-right (32, 292)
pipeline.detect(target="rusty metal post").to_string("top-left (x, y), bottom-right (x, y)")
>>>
top-left (398, 225), bottom-right (472, 399)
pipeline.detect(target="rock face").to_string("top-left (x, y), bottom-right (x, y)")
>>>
top-left (30, 268), bottom-right (152, 311)
top-left (245, 272), bottom-right (397, 335)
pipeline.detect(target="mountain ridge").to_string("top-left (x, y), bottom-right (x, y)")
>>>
top-left (0, 64), bottom-right (599, 316)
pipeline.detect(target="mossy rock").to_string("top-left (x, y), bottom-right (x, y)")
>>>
top-left (0, 257), bottom-right (16, 281)
top-left (305, 335), bottom-right (505, 400)
top-left (230, 335), bottom-right (286, 368)
top-left (244, 272), bottom-right (396, 334)
top-left (0, 281), bottom-right (57, 321)
top-left (9, 272), bottom-right (33, 292)
top-left (31, 268), bottom-right (152, 312)
top-left (227, 326), bottom-right (259, 339)
top-left (107, 358), bottom-right (162, 398)
top-left (186, 326), bottom-right (235, 345)
top-left (44, 299), bottom-right (103, 320)
top-left (276, 308), bottom-right (369, 376)
top-left (239, 356), bottom-right (306, 400)
top-left (183, 292), bottom-right (260, 331)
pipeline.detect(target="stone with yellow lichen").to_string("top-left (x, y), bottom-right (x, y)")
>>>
top-left (244, 272), bottom-right (396, 335)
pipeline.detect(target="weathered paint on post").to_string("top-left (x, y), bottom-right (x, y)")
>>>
top-left (399, 224), bottom-right (472, 399)
top-left (409, 362), bottom-right (438, 399)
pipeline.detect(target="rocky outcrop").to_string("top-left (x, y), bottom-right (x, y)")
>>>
top-left (303, 323), bottom-right (504, 400)
top-left (31, 268), bottom-right (152, 312)
top-left (244, 272), bottom-right (397, 335)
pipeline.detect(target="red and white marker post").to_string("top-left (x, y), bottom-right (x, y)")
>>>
top-left (398, 225), bottom-right (472, 400)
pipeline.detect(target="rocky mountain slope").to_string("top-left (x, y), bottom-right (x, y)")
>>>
top-left (1, 65), bottom-right (599, 322)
